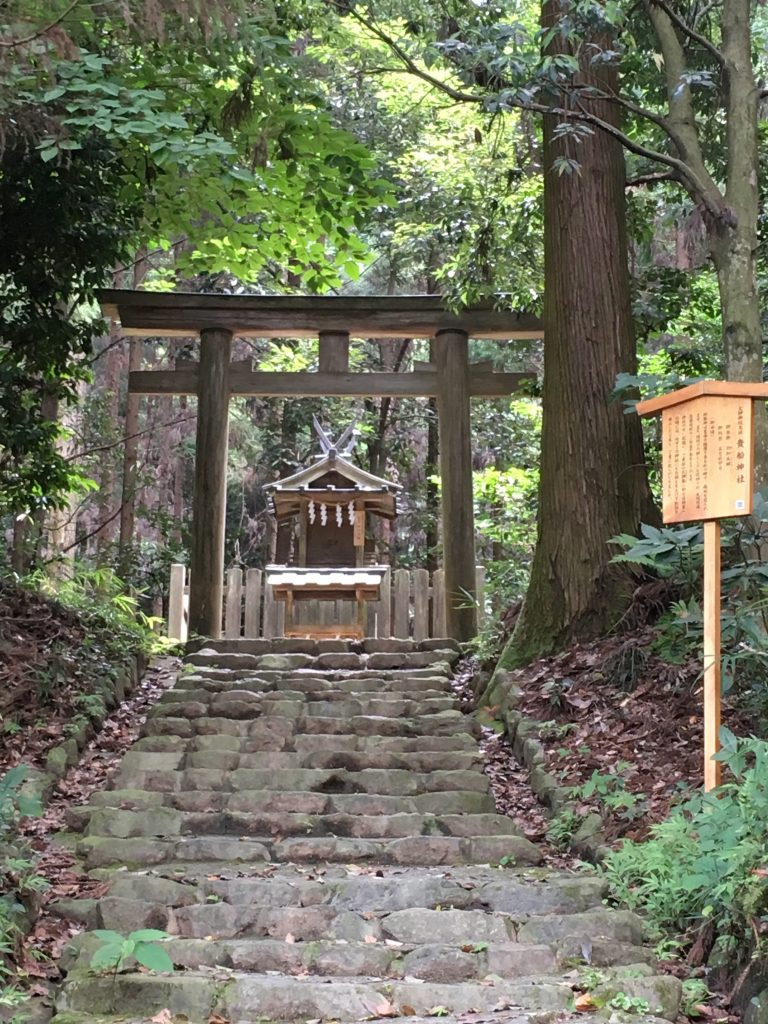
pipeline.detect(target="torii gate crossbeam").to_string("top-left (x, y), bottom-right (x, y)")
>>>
top-left (99, 290), bottom-right (543, 643)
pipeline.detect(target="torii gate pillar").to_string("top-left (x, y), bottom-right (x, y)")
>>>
top-left (189, 326), bottom-right (232, 638)
top-left (435, 328), bottom-right (477, 642)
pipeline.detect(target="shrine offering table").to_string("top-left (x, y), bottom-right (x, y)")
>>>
top-left (265, 566), bottom-right (389, 639)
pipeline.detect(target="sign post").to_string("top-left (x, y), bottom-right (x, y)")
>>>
top-left (637, 381), bottom-right (768, 790)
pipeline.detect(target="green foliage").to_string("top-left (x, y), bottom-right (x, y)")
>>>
top-left (89, 929), bottom-right (173, 974)
top-left (0, 767), bottom-right (42, 838)
top-left (570, 766), bottom-right (644, 820)
top-left (0, 766), bottom-right (47, 1005)
top-left (610, 523), bottom-right (703, 594)
top-left (601, 733), bottom-right (768, 967)
top-left (3, 3), bottom-right (389, 288)
top-left (546, 809), bottom-right (582, 850)
top-left (611, 507), bottom-right (768, 701)
top-left (607, 993), bottom-right (650, 1014)
top-left (23, 565), bottom-right (160, 658)
top-left (680, 978), bottom-right (711, 1018)
top-left (0, 135), bottom-right (140, 517)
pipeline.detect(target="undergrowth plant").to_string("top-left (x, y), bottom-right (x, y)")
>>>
top-left (89, 928), bottom-right (174, 975)
top-left (601, 732), bottom-right (768, 969)
top-left (610, 503), bottom-right (768, 703)
top-left (21, 564), bottom-right (163, 659)
top-left (0, 767), bottom-right (46, 1007)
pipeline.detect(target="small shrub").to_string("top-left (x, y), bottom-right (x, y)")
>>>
top-left (546, 809), bottom-right (581, 850)
top-left (601, 731), bottom-right (768, 967)
top-left (89, 928), bottom-right (174, 974)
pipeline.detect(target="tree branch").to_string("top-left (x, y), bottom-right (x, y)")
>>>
top-left (644, 0), bottom-right (726, 217)
top-left (339, 4), bottom-right (483, 105)
top-left (626, 169), bottom-right (679, 186)
top-left (66, 414), bottom-right (195, 462)
top-left (61, 497), bottom-right (126, 553)
top-left (0, 1), bottom-right (80, 48)
top-left (650, 0), bottom-right (724, 64)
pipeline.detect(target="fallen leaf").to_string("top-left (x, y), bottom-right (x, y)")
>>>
top-left (574, 993), bottom-right (596, 1012)
top-left (373, 1000), bottom-right (397, 1017)
top-left (208, 1014), bottom-right (230, 1024)
top-left (400, 1006), bottom-right (416, 1017)
top-left (150, 1010), bottom-right (173, 1024)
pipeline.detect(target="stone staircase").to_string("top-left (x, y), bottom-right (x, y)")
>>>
top-left (52, 639), bottom-right (680, 1024)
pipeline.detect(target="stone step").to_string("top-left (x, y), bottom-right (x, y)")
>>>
top-left (168, 681), bottom-right (454, 702)
top-left (74, 788), bottom-right (495, 822)
top-left (76, 833), bottom-right (544, 870)
top-left (185, 649), bottom-right (459, 673)
top-left (114, 747), bottom-right (481, 773)
top-left (131, 731), bottom-right (478, 754)
top-left (82, 808), bottom-right (519, 840)
top-left (180, 667), bottom-right (456, 687)
top-left (65, 864), bottom-right (609, 918)
top-left (56, 969), bottom-right (573, 1021)
top-left (185, 637), bottom-right (460, 655)
top-left (139, 712), bottom-right (477, 741)
top-left (158, 935), bottom-right (560, 981)
top-left (110, 766), bottom-right (491, 796)
top-left (149, 696), bottom-right (458, 721)
top-left (51, 644), bottom-right (677, 1024)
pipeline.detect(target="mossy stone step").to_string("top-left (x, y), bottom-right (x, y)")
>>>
top-left (52, 646), bottom-right (672, 1024)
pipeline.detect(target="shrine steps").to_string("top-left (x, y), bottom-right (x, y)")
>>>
top-left (51, 639), bottom-right (680, 1024)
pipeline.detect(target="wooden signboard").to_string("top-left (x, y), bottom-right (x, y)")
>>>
top-left (661, 395), bottom-right (753, 524)
top-left (637, 380), bottom-right (768, 791)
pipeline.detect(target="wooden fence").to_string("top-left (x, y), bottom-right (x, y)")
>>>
top-left (167, 565), bottom-right (485, 643)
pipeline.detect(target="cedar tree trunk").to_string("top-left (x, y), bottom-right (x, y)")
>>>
top-left (507, 0), bottom-right (658, 662)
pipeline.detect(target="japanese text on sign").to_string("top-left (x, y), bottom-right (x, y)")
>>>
top-left (661, 395), bottom-right (753, 523)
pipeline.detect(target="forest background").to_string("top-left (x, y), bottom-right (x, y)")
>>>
top-left (1, 0), bottom-right (733, 641)
top-left (6, 0), bottom-right (768, 1004)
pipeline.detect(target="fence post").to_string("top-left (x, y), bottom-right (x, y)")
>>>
top-left (244, 568), bottom-right (262, 638)
top-left (376, 568), bottom-right (391, 638)
top-left (224, 567), bottom-right (243, 638)
top-left (432, 569), bottom-right (446, 638)
top-left (168, 563), bottom-right (187, 642)
top-left (412, 568), bottom-right (430, 641)
top-left (393, 568), bottom-right (410, 638)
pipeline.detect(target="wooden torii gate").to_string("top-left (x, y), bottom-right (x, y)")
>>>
top-left (99, 290), bottom-right (543, 642)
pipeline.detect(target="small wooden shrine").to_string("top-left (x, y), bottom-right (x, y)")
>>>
top-left (263, 418), bottom-right (401, 638)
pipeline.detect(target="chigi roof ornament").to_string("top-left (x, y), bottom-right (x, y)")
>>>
top-left (312, 416), bottom-right (358, 460)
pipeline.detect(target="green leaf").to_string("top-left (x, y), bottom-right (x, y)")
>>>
top-left (92, 930), bottom-right (125, 944)
top-left (39, 146), bottom-right (59, 162)
top-left (89, 945), bottom-right (122, 970)
top-left (129, 929), bottom-right (170, 943)
top-left (133, 942), bottom-right (174, 973)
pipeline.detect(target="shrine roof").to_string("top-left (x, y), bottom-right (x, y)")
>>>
top-left (264, 454), bottom-right (402, 495)
top-left (98, 289), bottom-right (543, 340)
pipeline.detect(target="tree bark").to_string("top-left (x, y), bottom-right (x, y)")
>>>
top-left (508, 0), bottom-right (658, 662)
top-left (714, 0), bottom-right (764, 475)
top-left (646, 0), bottom-right (764, 477)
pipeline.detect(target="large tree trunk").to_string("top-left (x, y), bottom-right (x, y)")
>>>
top-left (713, 0), bottom-right (764, 477)
top-left (507, 1), bottom-right (658, 663)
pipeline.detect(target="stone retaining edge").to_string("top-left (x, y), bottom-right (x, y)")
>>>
top-left (478, 666), bottom-right (612, 863)
top-left (19, 651), bottom-right (149, 809)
